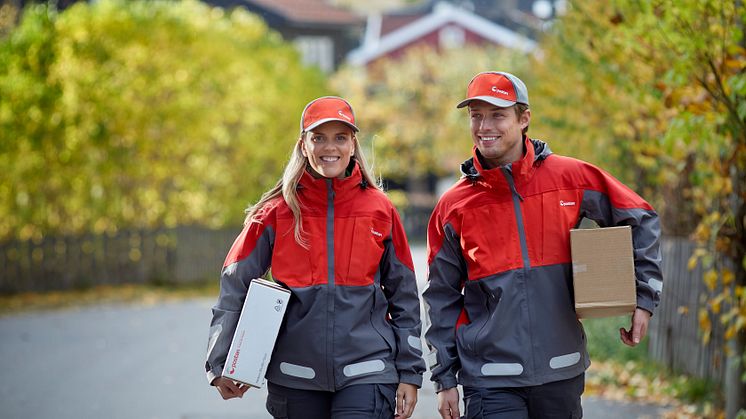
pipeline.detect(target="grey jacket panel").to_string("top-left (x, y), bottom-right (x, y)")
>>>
top-left (581, 190), bottom-right (663, 313)
top-left (265, 285), bottom-right (402, 390)
top-left (204, 226), bottom-right (275, 384)
top-left (422, 222), bottom-right (467, 392)
top-left (430, 263), bottom-right (590, 389)
top-left (379, 229), bottom-right (426, 387)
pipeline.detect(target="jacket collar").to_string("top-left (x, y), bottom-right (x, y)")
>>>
top-left (298, 160), bottom-right (366, 204)
top-left (461, 137), bottom-right (552, 185)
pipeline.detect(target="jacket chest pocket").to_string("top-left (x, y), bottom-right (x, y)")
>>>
top-left (272, 216), bottom-right (324, 286)
top-left (341, 216), bottom-right (388, 286)
top-left (541, 190), bottom-right (582, 264)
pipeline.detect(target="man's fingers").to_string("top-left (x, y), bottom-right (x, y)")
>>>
top-left (404, 393), bottom-right (417, 417)
top-left (450, 400), bottom-right (460, 419)
top-left (620, 327), bottom-right (635, 347)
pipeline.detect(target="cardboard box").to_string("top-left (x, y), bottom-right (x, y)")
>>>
top-left (570, 226), bottom-right (636, 318)
top-left (222, 278), bottom-right (290, 388)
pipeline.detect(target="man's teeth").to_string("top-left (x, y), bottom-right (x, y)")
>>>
top-left (481, 136), bottom-right (498, 141)
top-left (321, 156), bottom-right (340, 162)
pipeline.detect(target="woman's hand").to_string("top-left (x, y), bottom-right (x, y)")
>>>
top-left (436, 387), bottom-right (460, 419)
top-left (395, 383), bottom-right (418, 418)
top-left (212, 376), bottom-right (250, 400)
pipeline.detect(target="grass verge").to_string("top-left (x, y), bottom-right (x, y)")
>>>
top-left (0, 280), bottom-right (219, 316)
top-left (583, 316), bottom-right (724, 418)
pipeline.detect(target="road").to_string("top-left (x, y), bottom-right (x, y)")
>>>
top-left (0, 246), bottom-right (671, 418)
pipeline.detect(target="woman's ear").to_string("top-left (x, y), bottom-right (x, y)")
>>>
top-left (299, 136), bottom-right (307, 157)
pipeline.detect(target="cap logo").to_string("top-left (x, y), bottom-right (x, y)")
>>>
top-left (491, 86), bottom-right (509, 96)
top-left (338, 110), bottom-right (352, 121)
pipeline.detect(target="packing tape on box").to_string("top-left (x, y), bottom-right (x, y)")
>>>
top-left (572, 263), bottom-right (587, 273)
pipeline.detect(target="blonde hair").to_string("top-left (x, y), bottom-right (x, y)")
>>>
top-left (244, 131), bottom-right (380, 248)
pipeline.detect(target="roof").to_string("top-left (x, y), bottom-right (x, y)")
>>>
top-left (348, 2), bottom-right (537, 66)
top-left (243, 0), bottom-right (362, 26)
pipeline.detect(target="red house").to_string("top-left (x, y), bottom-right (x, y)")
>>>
top-left (347, 2), bottom-right (537, 67)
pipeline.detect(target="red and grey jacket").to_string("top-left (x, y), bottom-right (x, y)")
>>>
top-left (423, 138), bottom-right (662, 391)
top-left (205, 163), bottom-right (425, 391)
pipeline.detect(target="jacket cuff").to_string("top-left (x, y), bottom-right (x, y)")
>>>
top-left (206, 368), bottom-right (220, 385)
top-left (636, 294), bottom-right (656, 317)
top-left (433, 375), bottom-right (458, 393)
top-left (399, 371), bottom-right (423, 388)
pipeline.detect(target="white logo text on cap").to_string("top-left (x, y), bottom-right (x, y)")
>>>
top-left (491, 86), bottom-right (509, 96)
top-left (338, 110), bottom-right (352, 121)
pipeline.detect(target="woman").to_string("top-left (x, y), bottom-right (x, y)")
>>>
top-left (204, 96), bottom-right (425, 419)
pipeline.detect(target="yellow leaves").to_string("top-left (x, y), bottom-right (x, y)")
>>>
top-left (698, 309), bottom-right (712, 344)
top-left (703, 269), bottom-right (718, 291)
top-left (677, 305), bottom-right (689, 315)
top-left (722, 269), bottom-right (734, 286)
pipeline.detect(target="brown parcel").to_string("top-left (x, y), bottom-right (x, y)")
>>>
top-left (570, 226), bottom-right (636, 318)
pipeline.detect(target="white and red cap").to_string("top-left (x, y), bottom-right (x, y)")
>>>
top-left (456, 71), bottom-right (529, 108)
top-left (300, 96), bottom-right (359, 133)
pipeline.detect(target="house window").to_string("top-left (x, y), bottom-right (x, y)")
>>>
top-left (294, 36), bottom-right (334, 73)
top-left (439, 25), bottom-right (466, 49)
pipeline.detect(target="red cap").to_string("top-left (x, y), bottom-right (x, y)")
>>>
top-left (456, 71), bottom-right (529, 108)
top-left (300, 96), bottom-right (359, 133)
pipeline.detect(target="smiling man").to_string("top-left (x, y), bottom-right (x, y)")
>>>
top-left (422, 72), bottom-right (663, 419)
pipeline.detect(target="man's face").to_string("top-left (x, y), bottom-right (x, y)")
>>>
top-left (468, 101), bottom-right (530, 169)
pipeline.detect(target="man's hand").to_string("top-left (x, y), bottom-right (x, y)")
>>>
top-left (395, 383), bottom-right (418, 418)
top-left (620, 308), bottom-right (652, 347)
top-left (436, 387), bottom-right (460, 419)
top-left (212, 376), bottom-right (250, 400)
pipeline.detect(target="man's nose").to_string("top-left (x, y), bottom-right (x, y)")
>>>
top-left (480, 118), bottom-right (496, 131)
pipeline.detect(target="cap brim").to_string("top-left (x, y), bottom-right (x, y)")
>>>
top-left (304, 118), bottom-right (359, 133)
top-left (456, 96), bottom-right (517, 109)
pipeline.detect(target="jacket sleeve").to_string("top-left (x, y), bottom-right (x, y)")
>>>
top-left (422, 205), bottom-right (467, 392)
top-left (204, 208), bottom-right (275, 384)
top-left (379, 206), bottom-right (426, 388)
top-left (579, 164), bottom-right (663, 315)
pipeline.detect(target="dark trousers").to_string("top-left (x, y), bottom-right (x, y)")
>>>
top-left (463, 373), bottom-right (585, 419)
top-left (266, 382), bottom-right (397, 419)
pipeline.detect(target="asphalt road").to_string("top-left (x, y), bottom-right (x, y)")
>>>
top-left (0, 246), bottom-right (671, 419)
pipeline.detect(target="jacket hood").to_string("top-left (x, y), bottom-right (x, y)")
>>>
top-left (460, 137), bottom-right (552, 179)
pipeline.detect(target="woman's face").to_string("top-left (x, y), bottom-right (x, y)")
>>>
top-left (301, 121), bottom-right (355, 179)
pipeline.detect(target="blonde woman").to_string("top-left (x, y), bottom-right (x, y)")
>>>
top-left (204, 97), bottom-right (425, 419)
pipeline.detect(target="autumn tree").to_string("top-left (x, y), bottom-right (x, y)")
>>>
top-left (528, 0), bottom-right (745, 414)
top-left (0, 0), bottom-right (327, 241)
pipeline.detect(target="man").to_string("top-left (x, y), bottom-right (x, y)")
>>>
top-left (423, 71), bottom-right (662, 419)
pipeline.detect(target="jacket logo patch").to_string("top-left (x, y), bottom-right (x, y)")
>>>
top-left (370, 228), bottom-right (383, 238)
top-left (560, 200), bottom-right (576, 207)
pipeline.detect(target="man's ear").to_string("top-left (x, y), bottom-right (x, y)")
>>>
top-left (520, 109), bottom-right (531, 129)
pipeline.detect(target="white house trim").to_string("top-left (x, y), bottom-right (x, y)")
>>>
top-left (348, 2), bottom-right (537, 65)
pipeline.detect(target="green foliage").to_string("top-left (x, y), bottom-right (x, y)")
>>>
top-left (0, 0), bottom-right (327, 241)
top-left (583, 316), bottom-right (648, 363)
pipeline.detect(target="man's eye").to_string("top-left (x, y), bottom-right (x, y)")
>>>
top-left (313, 136), bottom-right (323, 142)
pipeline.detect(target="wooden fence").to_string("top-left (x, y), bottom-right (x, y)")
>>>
top-left (648, 237), bottom-right (727, 384)
top-left (0, 226), bottom-right (238, 294)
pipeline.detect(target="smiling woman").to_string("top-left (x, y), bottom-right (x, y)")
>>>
top-left (204, 96), bottom-right (426, 419)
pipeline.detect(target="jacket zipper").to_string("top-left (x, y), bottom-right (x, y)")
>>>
top-left (325, 180), bottom-right (336, 391)
top-left (501, 167), bottom-right (535, 375)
